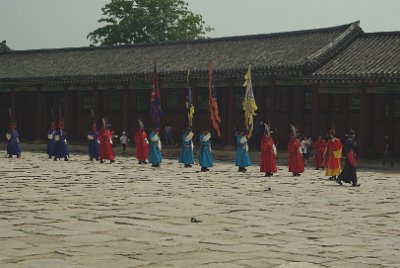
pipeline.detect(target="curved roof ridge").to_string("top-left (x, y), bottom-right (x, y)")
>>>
top-left (5, 21), bottom-right (360, 55)
top-left (304, 21), bottom-right (363, 69)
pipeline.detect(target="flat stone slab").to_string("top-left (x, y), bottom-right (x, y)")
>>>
top-left (0, 151), bottom-right (399, 267)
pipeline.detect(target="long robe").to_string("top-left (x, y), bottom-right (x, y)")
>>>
top-left (87, 130), bottom-right (99, 159)
top-left (99, 128), bottom-right (115, 161)
top-left (47, 129), bottom-right (56, 157)
top-left (6, 129), bottom-right (21, 156)
top-left (235, 134), bottom-right (252, 167)
top-left (199, 133), bottom-right (213, 168)
top-left (260, 135), bottom-right (277, 173)
top-left (148, 132), bottom-right (162, 165)
top-left (313, 137), bottom-right (326, 169)
top-left (338, 137), bottom-right (358, 184)
top-left (134, 129), bottom-right (149, 161)
top-left (179, 132), bottom-right (195, 165)
top-left (288, 134), bottom-right (304, 174)
top-left (53, 129), bottom-right (69, 158)
top-left (324, 138), bottom-right (343, 176)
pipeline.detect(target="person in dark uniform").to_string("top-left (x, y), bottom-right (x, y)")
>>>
top-left (6, 121), bottom-right (21, 158)
top-left (336, 130), bottom-right (360, 187)
top-left (382, 134), bottom-right (394, 167)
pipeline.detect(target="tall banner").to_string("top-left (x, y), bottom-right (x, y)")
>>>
top-left (242, 65), bottom-right (258, 138)
top-left (209, 62), bottom-right (221, 137)
top-left (186, 69), bottom-right (195, 128)
top-left (150, 62), bottom-right (162, 128)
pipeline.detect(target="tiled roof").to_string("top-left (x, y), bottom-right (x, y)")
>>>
top-left (313, 32), bottom-right (400, 80)
top-left (0, 22), bottom-right (361, 85)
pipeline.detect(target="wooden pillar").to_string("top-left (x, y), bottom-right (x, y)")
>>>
top-left (35, 87), bottom-right (43, 141)
top-left (221, 86), bottom-right (229, 145)
top-left (311, 86), bottom-right (319, 137)
top-left (123, 84), bottom-right (130, 132)
top-left (227, 83), bottom-right (235, 146)
top-left (10, 88), bottom-right (16, 118)
top-left (268, 80), bottom-right (275, 126)
top-left (256, 85), bottom-right (266, 121)
top-left (63, 86), bottom-right (70, 133)
top-left (358, 89), bottom-right (367, 157)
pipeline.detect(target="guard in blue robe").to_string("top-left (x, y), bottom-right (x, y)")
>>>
top-left (87, 124), bottom-right (99, 161)
top-left (6, 123), bottom-right (21, 158)
top-left (179, 128), bottom-right (195, 167)
top-left (199, 129), bottom-right (213, 171)
top-left (47, 123), bottom-right (56, 158)
top-left (53, 121), bottom-right (69, 161)
top-left (148, 129), bottom-right (162, 167)
top-left (235, 130), bottom-right (252, 172)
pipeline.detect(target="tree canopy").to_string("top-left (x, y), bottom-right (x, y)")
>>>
top-left (87, 0), bottom-right (213, 46)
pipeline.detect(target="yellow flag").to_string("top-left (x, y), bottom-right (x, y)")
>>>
top-left (242, 65), bottom-right (258, 138)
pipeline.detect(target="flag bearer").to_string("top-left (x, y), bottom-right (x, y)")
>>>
top-left (179, 127), bottom-right (195, 167)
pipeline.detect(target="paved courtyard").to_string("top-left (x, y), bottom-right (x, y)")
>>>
top-left (0, 151), bottom-right (399, 268)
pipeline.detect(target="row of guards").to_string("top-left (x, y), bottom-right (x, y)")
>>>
top-left (4, 63), bottom-right (359, 186)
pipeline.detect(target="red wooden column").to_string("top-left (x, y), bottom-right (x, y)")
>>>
top-left (227, 82), bottom-right (235, 146)
top-left (63, 86), bottom-right (70, 133)
top-left (311, 86), bottom-right (319, 137)
top-left (191, 82), bottom-right (198, 134)
top-left (10, 87), bottom-right (16, 118)
top-left (357, 89), bottom-right (367, 157)
top-left (221, 86), bottom-right (229, 145)
top-left (123, 84), bottom-right (130, 133)
top-left (268, 80), bottom-right (275, 126)
top-left (35, 87), bottom-right (43, 141)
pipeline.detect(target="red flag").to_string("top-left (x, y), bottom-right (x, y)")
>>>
top-left (208, 62), bottom-right (221, 137)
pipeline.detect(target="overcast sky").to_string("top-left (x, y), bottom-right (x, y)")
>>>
top-left (1, 0), bottom-right (399, 50)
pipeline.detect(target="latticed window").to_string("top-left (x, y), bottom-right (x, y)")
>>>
top-left (109, 93), bottom-right (122, 111)
top-left (82, 95), bottom-right (95, 111)
top-left (305, 90), bottom-right (313, 111)
top-left (136, 91), bottom-right (150, 111)
top-left (349, 94), bottom-right (360, 111)
top-left (165, 89), bottom-right (181, 110)
top-left (197, 93), bottom-right (208, 110)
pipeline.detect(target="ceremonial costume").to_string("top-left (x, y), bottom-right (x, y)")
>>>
top-left (260, 127), bottom-right (277, 177)
top-left (235, 132), bottom-right (252, 172)
top-left (313, 136), bottom-right (326, 170)
top-left (324, 129), bottom-right (343, 178)
top-left (179, 130), bottom-right (195, 167)
top-left (337, 130), bottom-right (360, 186)
top-left (288, 126), bottom-right (304, 176)
top-left (47, 123), bottom-right (56, 158)
top-left (53, 122), bottom-right (69, 161)
top-left (134, 127), bottom-right (149, 164)
top-left (148, 130), bottom-right (162, 167)
top-left (87, 125), bottom-right (99, 161)
top-left (98, 120), bottom-right (115, 163)
top-left (199, 131), bottom-right (213, 171)
top-left (6, 124), bottom-right (21, 158)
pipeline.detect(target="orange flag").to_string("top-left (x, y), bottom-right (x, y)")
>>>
top-left (208, 62), bottom-right (221, 137)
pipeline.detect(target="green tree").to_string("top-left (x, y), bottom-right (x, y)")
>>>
top-left (87, 0), bottom-right (213, 46)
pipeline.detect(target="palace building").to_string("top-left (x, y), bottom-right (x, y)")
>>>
top-left (0, 21), bottom-right (399, 157)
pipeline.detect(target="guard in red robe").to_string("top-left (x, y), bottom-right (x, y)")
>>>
top-left (99, 119), bottom-right (115, 163)
top-left (288, 125), bottom-right (304, 176)
top-left (313, 134), bottom-right (326, 170)
top-left (134, 120), bottom-right (149, 164)
top-left (324, 128), bottom-right (343, 179)
top-left (260, 124), bottom-right (277, 177)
